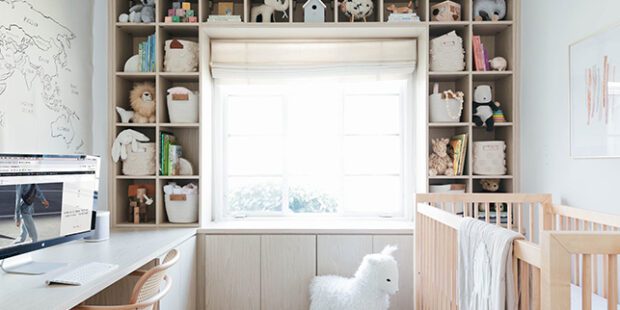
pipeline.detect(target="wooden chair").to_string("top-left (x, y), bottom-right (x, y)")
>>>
top-left (75, 249), bottom-right (180, 310)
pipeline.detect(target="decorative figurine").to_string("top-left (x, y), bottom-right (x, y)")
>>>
top-left (251, 0), bottom-right (290, 23)
top-left (340, 0), bottom-right (374, 22)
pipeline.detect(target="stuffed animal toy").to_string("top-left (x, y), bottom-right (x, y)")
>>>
top-left (480, 178), bottom-right (500, 192)
top-left (386, 1), bottom-right (412, 14)
top-left (118, 0), bottom-right (156, 23)
top-left (111, 129), bottom-right (150, 162)
top-left (489, 56), bottom-right (507, 71)
top-left (340, 0), bottom-right (374, 22)
top-left (309, 245), bottom-right (399, 310)
top-left (116, 107), bottom-right (135, 123)
top-left (473, 0), bottom-right (506, 21)
top-left (473, 85), bottom-right (501, 132)
top-left (429, 138), bottom-right (454, 176)
top-left (130, 82), bottom-right (156, 123)
top-left (251, 0), bottom-right (290, 22)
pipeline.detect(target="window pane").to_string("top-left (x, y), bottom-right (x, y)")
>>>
top-left (344, 95), bottom-right (400, 135)
top-left (288, 176), bottom-right (339, 213)
top-left (228, 137), bottom-right (283, 175)
top-left (227, 177), bottom-right (283, 215)
top-left (227, 96), bottom-right (283, 135)
top-left (288, 92), bottom-right (340, 136)
top-left (288, 136), bottom-right (340, 175)
top-left (344, 136), bottom-right (401, 175)
top-left (343, 176), bottom-right (401, 214)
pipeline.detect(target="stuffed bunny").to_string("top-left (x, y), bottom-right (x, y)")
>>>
top-left (111, 129), bottom-right (150, 162)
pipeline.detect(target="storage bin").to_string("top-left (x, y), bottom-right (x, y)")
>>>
top-left (473, 141), bottom-right (507, 175)
top-left (164, 39), bottom-right (199, 72)
top-left (122, 143), bottom-right (156, 176)
top-left (165, 193), bottom-right (199, 223)
top-left (429, 84), bottom-right (463, 123)
top-left (167, 87), bottom-right (198, 123)
top-left (430, 31), bottom-right (465, 72)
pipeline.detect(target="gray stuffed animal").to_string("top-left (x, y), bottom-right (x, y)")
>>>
top-left (473, 0), bottom-right (506, 21)
top-left (118, 0), bottom-right (156, 23)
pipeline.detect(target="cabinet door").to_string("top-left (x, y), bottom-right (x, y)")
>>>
top-left (373, 235), bottom-right (414, 310)
top-left (316, 235), bottom-right (373, 276)
top-left (160, 236), bottom-right (197, 310)
top-left (204, 235), bottom-right (260, 310)
top-left (261, 235), bottom-right (316, 310)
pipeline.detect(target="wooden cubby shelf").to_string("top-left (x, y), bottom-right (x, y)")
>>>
top-left (425, 0), bottom-right (519, 194)
top-left (109, 0), bottom-right (519, 227)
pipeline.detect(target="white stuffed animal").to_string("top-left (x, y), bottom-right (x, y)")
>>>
top-left (309, 245), bottom-right (399, 310)
top-left (111, 129), bottom-right (150, 162)
top-left (251, 0), bottom-right (289, 23)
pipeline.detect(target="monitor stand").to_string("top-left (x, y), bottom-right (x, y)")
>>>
top-left (0, 253), bottom-right (67, 275)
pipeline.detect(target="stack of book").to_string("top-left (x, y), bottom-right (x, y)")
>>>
top-left (472, 36), bottom-right (491, 71)
top-left (138, 34), bottom-right (156, 72)
top-left (160, 132), bottom-right (183, 176)
top-left (207, 15), bottom-right (242, 23)
top-left (449, 133), bottom-right (468, 176)
top-left (387, 13), bottom-right (420, 23)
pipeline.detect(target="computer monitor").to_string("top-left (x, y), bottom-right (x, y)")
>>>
top-left (0, 154), bottom-right (99, 274)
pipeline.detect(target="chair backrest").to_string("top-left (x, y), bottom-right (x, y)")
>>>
top-left (129, 249), bottom-right (180, 309)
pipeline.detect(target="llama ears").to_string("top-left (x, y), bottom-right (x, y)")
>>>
top-left (381, 245), bottom-right (398, 257)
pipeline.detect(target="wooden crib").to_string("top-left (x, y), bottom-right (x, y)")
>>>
top-left (415, 193), bottom-right (620, 310)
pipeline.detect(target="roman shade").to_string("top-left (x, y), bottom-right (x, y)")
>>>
top-left (210, 39), bottom-right (417, 79)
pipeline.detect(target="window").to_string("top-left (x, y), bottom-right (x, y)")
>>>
top-left (214, 78), bottom-right (411, 219)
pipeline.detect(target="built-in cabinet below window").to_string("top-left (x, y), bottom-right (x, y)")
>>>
top-left (203, 234), bottom-right (413, 310)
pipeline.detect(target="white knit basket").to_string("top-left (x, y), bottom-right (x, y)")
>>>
top-left (165, 193), bottom-right (199, 223)
top-left (429, 86), bottom-right (463, 123)
top-left (164, 39), bottom-right (199, 72)
top-left (430, 31), bottom-right (465, 72)
top-left (473, 141), bottom-right (507, 175)
top-left (122, 143), bottom-right (156, 176)
top-left (167, 90), bottom-right (198, 123)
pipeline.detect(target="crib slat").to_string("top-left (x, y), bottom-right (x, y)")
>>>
top-left (608, 255), bottom-right (618, 310)
top-left (485, 202), bottom-right (490, 223)
top-left (496, 202), bottom-right (501, 226)
top-left (532, 267), bottom-right (541, 310)
top-left (603, 225), bottom-right (609, 298)
top-left (583, 254), bottom-right (592, 310)
top-left (507, 203), bottom-right (513, 230)
top-left (519, 260), bottom-right (530, 310)
top-left (517, 203), bottom-right (523, 237)
top-left (529, 204), bottom-right (535, 242)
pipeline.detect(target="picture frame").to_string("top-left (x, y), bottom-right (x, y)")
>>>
top-left (569, 23), bottom-right (620, 158)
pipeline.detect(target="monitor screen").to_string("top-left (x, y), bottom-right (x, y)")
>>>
top-left (0, 154), bottom-right (99, 254)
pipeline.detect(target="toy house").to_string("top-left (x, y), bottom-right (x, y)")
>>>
top-left (431, 0), bottom-right (461, 21)
top-left (303, 0), bottom-right (326, 22)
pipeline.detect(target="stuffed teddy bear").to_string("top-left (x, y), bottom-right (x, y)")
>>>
top-left (473, 85), bottom-right (501, 132)
top-left (480, 178), bottom-right (500, 192)
top-left (429, 138), bottom-right (454, 176)
top-left (130, 82), bottom-right (156, 123)
top-left (118, 0), bottom-right (156, 23)
top-left (473, 0), bottom-right (506, 21)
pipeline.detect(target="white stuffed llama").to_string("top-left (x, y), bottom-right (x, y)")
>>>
top-left (309, 245), bottom-right (399, 310)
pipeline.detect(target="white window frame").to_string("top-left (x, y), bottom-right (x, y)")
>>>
top-left (212, 78), bottom-right (415, 221)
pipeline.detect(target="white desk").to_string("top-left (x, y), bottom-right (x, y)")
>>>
top-left (0, 228), bottom-right (196, 310)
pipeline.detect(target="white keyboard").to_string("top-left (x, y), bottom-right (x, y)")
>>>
top-left (46, 262), bottom-right (118, 286)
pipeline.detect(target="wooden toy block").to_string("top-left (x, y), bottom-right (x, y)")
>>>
top-left (188, 16), bottom-right (198, 23)
top-left (172, 2), bottom-right (181, 9)
top-left (176, 9), bottom-right (186, 16)
top-left (165, 16), bottom-right (173, 22)
top-left (172, 15), bottom-right (181, 22)
top-left (182, 2), bottom-right (191, 10)
top-left (168, 8), bottom-right (175, 16)
top-left (186, 9), bottom-right (195, 16)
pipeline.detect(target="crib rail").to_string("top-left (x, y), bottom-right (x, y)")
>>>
top-left (541, 231), bottom-right (620, 310)
top-left (416, 203), bottom-right (542, 310)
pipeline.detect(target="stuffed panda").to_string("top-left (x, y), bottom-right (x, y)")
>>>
top-left (473, 0), bottom-right (506, 21)
top-left (473, 85), bottom-right (500, 132)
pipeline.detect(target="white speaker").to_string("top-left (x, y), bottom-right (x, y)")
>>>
top-left (85, 210), bottom-right (110, 242)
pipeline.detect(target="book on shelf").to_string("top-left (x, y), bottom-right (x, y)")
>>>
top-left (207, 15), bottom-right (242, 23)
top-left (449, 133), bottom-right (467, 176)
top-left (138, 34), bottom-right (156, 72)
top-left (168, 144), bottom-right (183, 176)
top-left (160, 131), bottom-right (176, 176)
top-left (472, 36), bottom-right (484, 71)
top-left (387, 13), bottom-right (420, 23)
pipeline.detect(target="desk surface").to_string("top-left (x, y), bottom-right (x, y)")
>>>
top-left (0, 228), bottom-right (196, 310)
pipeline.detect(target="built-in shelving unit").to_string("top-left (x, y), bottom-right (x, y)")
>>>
top-left (108, 0), bottom-right (519, 227)
top-left (425, 0), bottom-right (519, 194)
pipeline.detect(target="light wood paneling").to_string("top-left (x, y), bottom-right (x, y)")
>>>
top-left (261, 235), bottom-right (316, 310)
top-left (373, 235), bottom-right (414, 310)
top-left (204, 235), bottom-right (260, 310)
top-left (317, 235), bottom-right (373, 276)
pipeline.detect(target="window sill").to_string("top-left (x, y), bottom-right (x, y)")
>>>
top-left (197, 218), bottom-right (414, 235)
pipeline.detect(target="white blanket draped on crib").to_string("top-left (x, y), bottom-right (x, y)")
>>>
top-left (458, 217), bottom-right (523, 310)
